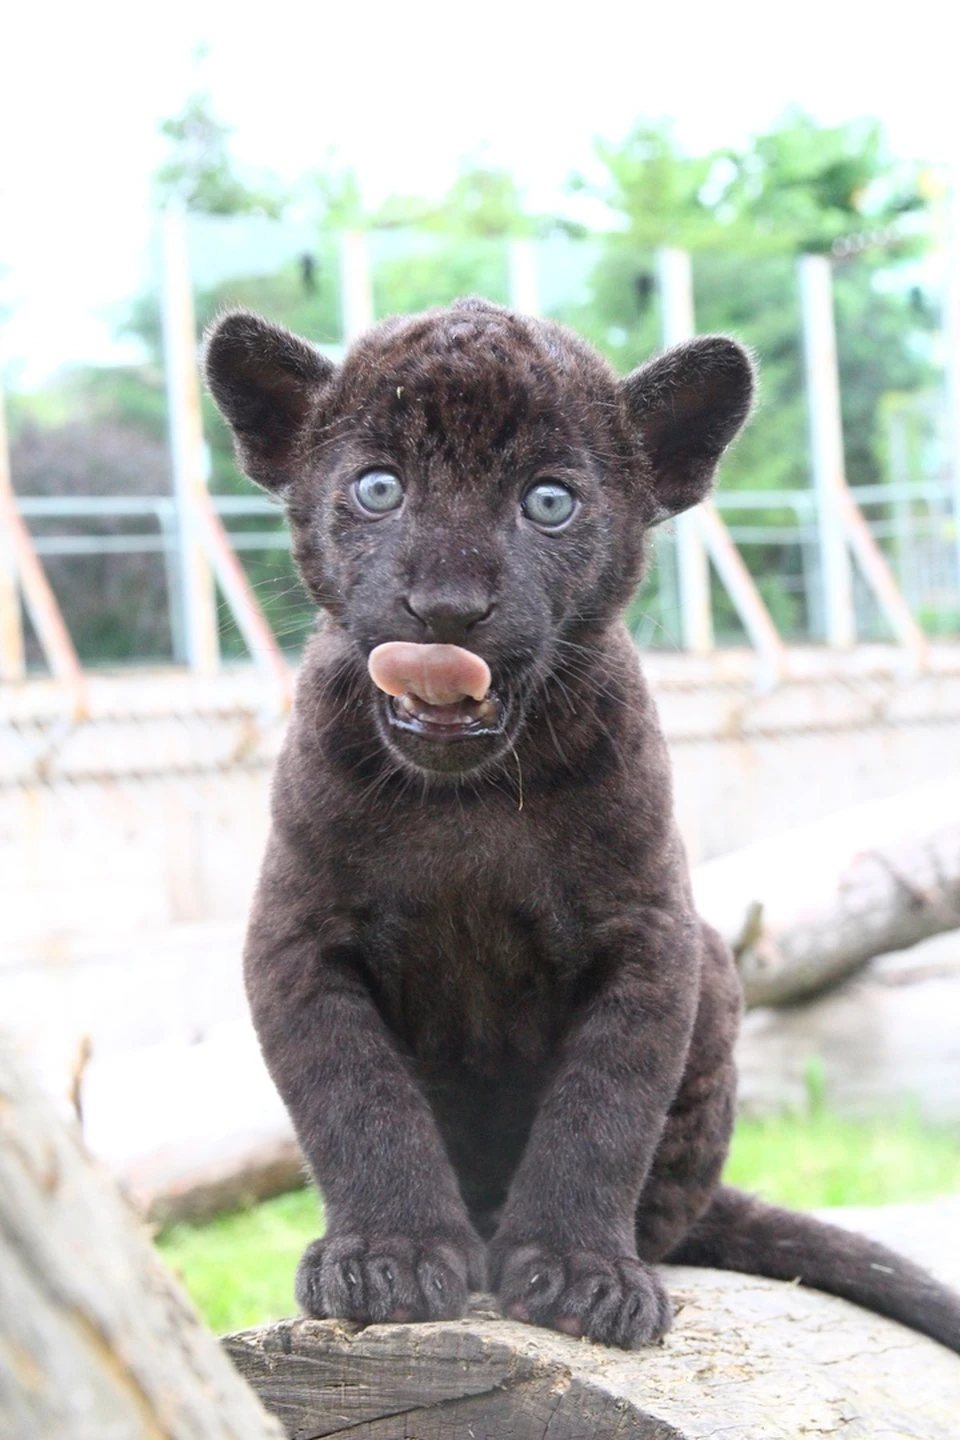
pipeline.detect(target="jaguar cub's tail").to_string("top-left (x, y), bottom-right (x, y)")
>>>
top-left (666, 1184), bottom-right (960, 1354)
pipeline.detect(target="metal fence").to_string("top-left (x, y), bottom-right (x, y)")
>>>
top-left (3, 220), bottom-right (960, 683)
top-left (12, 479), bottom-right (958, 668)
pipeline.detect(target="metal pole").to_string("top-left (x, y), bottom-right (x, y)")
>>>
top-left (886, 404), bottom-right (912, 595)
top-left (156, 502), bottom-right (186, 664)
top-left (798, 254), bottom-right (856, 647)
top-left (507, 238), bottom-right (540, 316)
top-left (159, 204), bottom-right (220, 675)
top-left (656, 247), bottom-right (713, 653)
top-left (339, 230), bottom-right (375, 341)
top-left (0, 379), bottom-right (26, 681)
top-left (943, 163), bottom-right (960, 607)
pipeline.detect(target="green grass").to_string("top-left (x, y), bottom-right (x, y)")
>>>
top-left (157, 1189), bottom-right (324, 1333)
top-left (156, 1111), bottom-right (960, 1334)
top-left (725, 1109), bottom-right (960, 1209)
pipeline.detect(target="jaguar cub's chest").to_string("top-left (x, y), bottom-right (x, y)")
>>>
top-left (359, 866), bottom-right (584, 1071)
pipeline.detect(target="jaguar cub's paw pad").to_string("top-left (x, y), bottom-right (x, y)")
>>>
top-left (295, 1232), bottom-right (481, 1325)
top-left (493, 1243), bottom-right (673, 1349)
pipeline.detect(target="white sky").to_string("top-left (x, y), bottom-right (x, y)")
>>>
top-left (2, 0), bottom-right (958, 385)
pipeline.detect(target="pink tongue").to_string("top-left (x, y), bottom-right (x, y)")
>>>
top-left (368, 642), bottom-right (491, 706)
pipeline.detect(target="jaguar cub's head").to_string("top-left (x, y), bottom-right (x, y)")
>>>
top-left (205, 299), bottom-right (752, 777)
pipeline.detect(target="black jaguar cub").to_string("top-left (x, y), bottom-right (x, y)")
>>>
top-left (205, 298), bottom-right (960, 1353)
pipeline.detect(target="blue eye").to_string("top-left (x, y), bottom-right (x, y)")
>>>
top-left (521, 481), bottom-right (576, 528)
top-left (354, 470), bottom-right (404, 514)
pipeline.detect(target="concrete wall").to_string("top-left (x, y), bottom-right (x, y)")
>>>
top-left (658, 646), bottom-right (960, 863)
top-left (2, 645), bottom-right (959, 1093)
top-left (4, 647), bottom-right (960, 952)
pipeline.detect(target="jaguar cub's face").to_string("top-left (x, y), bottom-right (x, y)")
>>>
top-left (205, 300), bottom-right (753, 777)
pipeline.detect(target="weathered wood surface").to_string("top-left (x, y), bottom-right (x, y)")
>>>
top-left (226, 1256), bottom-right (960, 1440)
top-left (226, 1200), bottom-right (960, 1440)
top-left (0, 1034), bottom-right (284, 1440)
top-left (693, 775), bottom-right (960, 1007)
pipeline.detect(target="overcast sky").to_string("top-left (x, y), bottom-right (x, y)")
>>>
top-left (2, 0), bottom-right (958, 385)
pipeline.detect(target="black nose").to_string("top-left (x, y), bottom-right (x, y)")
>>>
top-left (403, 590), bottom-right (495, 644)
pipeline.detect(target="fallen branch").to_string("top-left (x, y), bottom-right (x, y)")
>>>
top-left (692, 775), bottom-right (960, 1007)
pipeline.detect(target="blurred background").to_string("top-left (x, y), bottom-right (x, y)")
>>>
top-left (2, 0), bottom-right (959, 1331)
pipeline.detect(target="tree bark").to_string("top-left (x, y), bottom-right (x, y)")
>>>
top-left (692, 775), bottom-right (960, 1007)
top-left (225, 1245), bottom-right (960, 1440)
top-left (0, 1034), bottom-right (283, 1440)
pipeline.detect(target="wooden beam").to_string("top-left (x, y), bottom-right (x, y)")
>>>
top-left (159, 205), bottom-right (293, 708)
top-left (697, 503), bottom-right (788, 684)
top-left (194, 496), bottom-right (294, 712)
top-left (0, 378), bottom-right (87, 713)
top-left (837, 484), bottom-right (929, 667)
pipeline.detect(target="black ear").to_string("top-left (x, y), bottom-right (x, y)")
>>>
top-left (203, 311), bottom-right (335, 492)
top-left (621, 336), bottom-right (754, 521)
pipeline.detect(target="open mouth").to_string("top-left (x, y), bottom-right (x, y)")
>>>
top-left (387, 690), bottom-right (506, 740)
top-left (368, 641), bottom-right (507, 744)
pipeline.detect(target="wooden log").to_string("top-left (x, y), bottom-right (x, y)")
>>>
top-left (0, 1034), bottom-right (283, 1440)
top-left (692, 775), bottom-right (960, 1007)
top-left (3, 1031), bottom-right (958, 1439)
top-left (225, 1256), bottom-right (960, 1440)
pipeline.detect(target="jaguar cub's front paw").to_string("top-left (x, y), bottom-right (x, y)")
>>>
top-left (295, 1230), bottom-right (485, 1324)
top-left (490, 1241), bottom-right (673, 1349)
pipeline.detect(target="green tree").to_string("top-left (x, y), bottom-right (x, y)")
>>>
top-left (367, 160), bottom-right (568, 317)
top-left (155, 91), bottom-right (284, 217)
top-left (562, 114), bottom-right (936, 641)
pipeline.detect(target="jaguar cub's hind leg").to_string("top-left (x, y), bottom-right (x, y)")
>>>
top-left (635, 923), bottom-right (741, 1264)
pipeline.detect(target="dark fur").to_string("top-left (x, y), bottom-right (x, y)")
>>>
top-left (206, 299), bottom-right (960, 1353)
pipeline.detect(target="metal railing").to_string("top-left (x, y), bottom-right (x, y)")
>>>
top-left (12, 481), bottom-right (959, 659)
top-left (3, 225), bottom-right (959, 687)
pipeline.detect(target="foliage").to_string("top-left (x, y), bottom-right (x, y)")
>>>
top-left (155, 90), bottom-right (284, 218)
top-left (716, 114), bottom-right (926, 257)
top-left (560, 113), bottom-right (937, 643)
top-left (566, 113), bottom-right (935, 489)
top-left (725, 1106), bottom-right (960, 1210)
top-left (157, 1189), bottom-right (324, 1334)
top-left (10, 107), bottom-right (944, 660)
top-left (156, 1107), bottom-right (960, 1334)
top-left (574, 112), bottom-right (927, 261)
